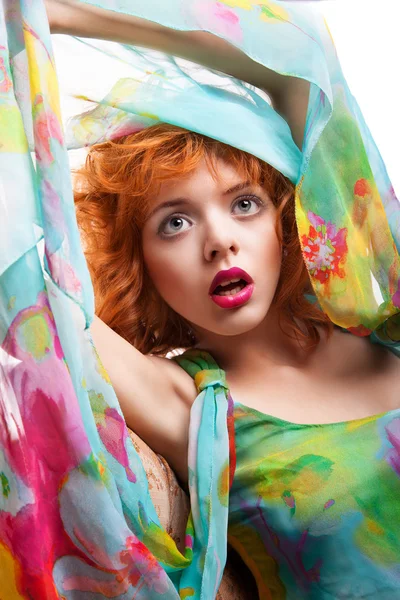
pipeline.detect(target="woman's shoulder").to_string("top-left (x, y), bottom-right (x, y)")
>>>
top-left (325, 327), bottom-right (399, 378)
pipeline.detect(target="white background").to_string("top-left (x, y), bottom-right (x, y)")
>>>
top-left (53, 0), bottom-right (400, 194)
top-left (323, 0), bottom-right (399, 194)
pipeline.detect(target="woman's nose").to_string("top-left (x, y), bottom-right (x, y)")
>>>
top-left (203, 225), bottom-right (240, 262)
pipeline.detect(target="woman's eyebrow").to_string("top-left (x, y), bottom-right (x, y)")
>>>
top-left (223, 181), bottom-right (252, 195)
top-left (148, 198), bottom-right (189, 218)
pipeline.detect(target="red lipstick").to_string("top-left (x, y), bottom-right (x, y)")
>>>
top-left (209, 267), bottom-right (254, 309)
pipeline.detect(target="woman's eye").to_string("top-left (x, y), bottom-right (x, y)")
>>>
top-left (232, 196), bottom-right (262, 215)
top-left (159, 215), bottom-right (191, 236)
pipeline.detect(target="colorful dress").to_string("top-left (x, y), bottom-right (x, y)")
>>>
top-left (175, 349), bottom-right (400, 599)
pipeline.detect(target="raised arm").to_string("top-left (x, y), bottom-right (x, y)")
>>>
top-left (45, 0), bottom-right (309, 149)
top-left (90, 315), bottom-right (196, 485)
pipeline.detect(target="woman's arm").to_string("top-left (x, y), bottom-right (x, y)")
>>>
top-left (45, 0), bottom-right (309, 148)
top-left (90, 316), bottom-right (196, 485)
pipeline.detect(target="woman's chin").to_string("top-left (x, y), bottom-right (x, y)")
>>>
top-left (193, 305), bottom-right (272, 339)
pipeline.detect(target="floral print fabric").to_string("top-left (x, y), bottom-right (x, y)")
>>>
top-left (67, 0), bottom-right (400, 338)
top-left (0, 2), bottom-right (228, 599)
top-left (177, 350), bottom-right (400, 599)
top-left (230, 404), bottom-right (400, 599)
top-left (0, 0), bottom-right (399, 599)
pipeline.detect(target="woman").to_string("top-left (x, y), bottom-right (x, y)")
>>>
top-left (1, 1), bottom-right (399, 598)
top-left (75, 123), bottom-right (400, 596)
top-left (58, 0), bottom-right (400, 594)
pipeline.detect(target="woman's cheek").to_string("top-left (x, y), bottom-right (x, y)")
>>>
top-left (150, 252), bottom-right (194, 305)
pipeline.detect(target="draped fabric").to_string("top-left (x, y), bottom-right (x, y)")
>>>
top-left (65, 0), bottom-right (400, 338)
top-left (176, 349), bottom-right (400, 599)
top-left (0, 1), bottom-right (399, 599)
top-left (1, 2), bottom-right (229, 598)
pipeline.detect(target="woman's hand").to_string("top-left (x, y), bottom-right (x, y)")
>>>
top-left (45, 0), bottom-right (308, 147)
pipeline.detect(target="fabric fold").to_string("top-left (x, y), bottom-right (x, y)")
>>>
top-left (1, 2), bottom-right (228, 598)
top-left (66, 0), bottom-right (400, 336)
top-left (173, 351), bottom-right (231, 598)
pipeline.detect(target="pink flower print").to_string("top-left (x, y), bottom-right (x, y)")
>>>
top-left (0, 294), bottom-right (93, 598)
top-left (45, 250), bottom-right (83, 296)
top-left (33, 94), bottom-right (64, 166)
top-left (185, 533), bottom-right (194, 551)
top-left (193, 1), bottom-right (243, 42)
top-left (392, 277), bottom-right (400, 309)
top-left (385, 417), bottom-right (400, 477)
top-left (97, 407), bottom-right (137, 483)
top-left (301, 211), bottom-right (348, 284)
top-left (122, 537), bottom-right (170, 594)
top-left (0, 57), bottom-right (12, 94)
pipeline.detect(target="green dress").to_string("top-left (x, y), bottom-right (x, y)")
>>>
top-left (175, 349), bottom-right (400, 599)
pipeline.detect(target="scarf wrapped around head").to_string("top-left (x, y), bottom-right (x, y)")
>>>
top-left (65, 0), bottom-right (400, 342)
top-left (1, 1), bottom-right (399, 599)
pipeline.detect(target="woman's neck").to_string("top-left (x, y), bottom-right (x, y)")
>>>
top-left (194, 307), bottom-right (323, 376)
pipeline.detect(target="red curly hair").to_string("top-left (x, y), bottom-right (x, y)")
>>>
top-left (74, 123), bottom-right (333, 355)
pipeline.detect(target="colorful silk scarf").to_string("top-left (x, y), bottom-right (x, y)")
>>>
top-left (0, 1), bottom-right (399, 598)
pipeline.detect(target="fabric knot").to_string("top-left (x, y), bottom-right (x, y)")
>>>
top-left (194, 369), bottom-right (228, 392)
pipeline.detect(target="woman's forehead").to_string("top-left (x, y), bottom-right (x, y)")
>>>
top-left (155, 158), bottom-right (259, 198)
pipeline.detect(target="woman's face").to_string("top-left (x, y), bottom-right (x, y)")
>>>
top-left (141, 158), bottom-right (282, 339)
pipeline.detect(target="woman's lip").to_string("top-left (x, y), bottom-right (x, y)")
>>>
top-left (209, 266), bottom-right (253, 295)
top-left (210, 283), bottom-right (254, 309)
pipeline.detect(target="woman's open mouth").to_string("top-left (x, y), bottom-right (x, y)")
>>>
top-left (209, 267), bottom-right (254, 309)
